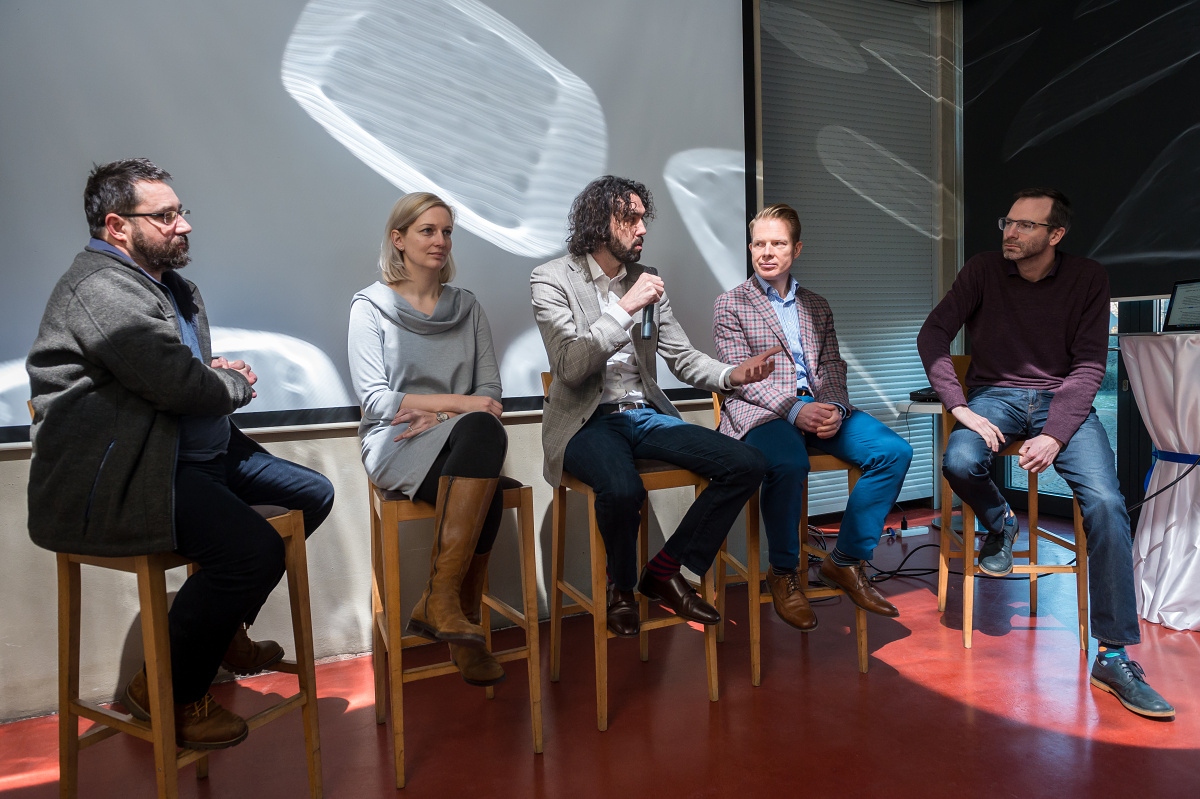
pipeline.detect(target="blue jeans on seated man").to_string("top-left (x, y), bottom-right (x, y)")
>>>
top-left (744, 404), bottom-right (912, 571)
top-left (169, 430), bottom-right (335, 703)
top-left (562, 408), bottom-right (767, 591)
top-left (941, 386), bottom-right (1139, 645)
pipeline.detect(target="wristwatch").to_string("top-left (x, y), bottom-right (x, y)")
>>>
top-left (435, 411), bottom-right (450, 423)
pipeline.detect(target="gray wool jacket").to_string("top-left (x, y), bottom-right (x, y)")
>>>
top-left (26, 246), bottom-right (255, 556)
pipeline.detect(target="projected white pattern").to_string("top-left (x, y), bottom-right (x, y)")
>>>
top-left (760, 0), bottom-right (868, 74)
top-left (209, 328), bottom-right (353, 413)
top-left (664, 148), bottom-right (747, 292)
top-left (3, 328), bottom-right (351, 423)
top-left (816, 125), bottom-right (940, 240)
top-left (281, 0), bottom-right (607, 258)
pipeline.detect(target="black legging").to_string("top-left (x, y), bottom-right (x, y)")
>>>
top-left (412, 412), bottom-right (515, 553)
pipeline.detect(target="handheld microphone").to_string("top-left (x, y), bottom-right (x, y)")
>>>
top-left (640, 266), bottom-right (658, 340)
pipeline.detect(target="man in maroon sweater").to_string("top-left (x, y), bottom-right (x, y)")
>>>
top-left (918, 188), bottom-right (1174, 720)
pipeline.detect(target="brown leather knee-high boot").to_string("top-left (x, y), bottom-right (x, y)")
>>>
top-left (449, 553), bottom-right (506, 686)
top-left (407, 475), bottom-right (499, 647)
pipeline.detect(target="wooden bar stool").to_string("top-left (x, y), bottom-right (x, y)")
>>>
top-left (937, 355), bottom-right (1089, 649)
top-left (710, 396), bottom-right (869, 683)
top-left (57, 508), bottom-right (322, 799)
top-left (542, 373), bottom-right (719, 732)
top-left (369, 480), bottom-right (543, 789)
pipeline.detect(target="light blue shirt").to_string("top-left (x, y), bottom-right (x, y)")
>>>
top-left (754, 273), bottom-right (811, 425)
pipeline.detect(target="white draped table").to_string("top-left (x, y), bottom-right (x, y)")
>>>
top-left (1120, 332), bottom-right (1200, 631)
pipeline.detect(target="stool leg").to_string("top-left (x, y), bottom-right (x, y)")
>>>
top-left (1074, 499), bottom-right (1089, 651)
top-left (855, 606), bottom-right (869, 674)
top-left (58, 555), bottom-right (81, 799)
top-left (281, 514), bottom-right (323, 799)
top-left (701, 565), bottom-right (719, 702)
top-left (379, 505), bottom-right (407, 789)
top-left (715, 540), bottom-right (728, 644)
top-left (746, 498), bottom-right (762, 687)
top-left (1028, 472), bottom-right (1039, 615)
top-left (962, 506), bottom-right (976, 649)
top-left (549, 486), bottom-right (566, 683)
top-left (937, 476), bottom-right (952, 613)
top-left (137, 557), bottom-right (180, 799)
top-left (637, 503), bottom-right (650, 663)
top-left (482, 568), bottom-right (495, 701)
top-left (370, 494), bottom-right (387, 726)
top-left (588, 496), bottom-right (610, 732)
top-left (516, 488), bottom-right (544, 753)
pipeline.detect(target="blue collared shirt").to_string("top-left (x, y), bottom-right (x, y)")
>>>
top-left (754, 273), bottom-right (812, 425)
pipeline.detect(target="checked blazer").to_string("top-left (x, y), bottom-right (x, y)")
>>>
top-left (713, 276), bottom-right (850, 440)
top-left (531, 254), bottom-right (729, 486)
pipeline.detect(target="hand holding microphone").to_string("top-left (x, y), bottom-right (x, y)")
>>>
top-left (616, 267), bottom-right (664, 339)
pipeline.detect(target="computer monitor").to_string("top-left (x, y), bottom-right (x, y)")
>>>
top-left (1162, 278), bottom-right (1200, 332)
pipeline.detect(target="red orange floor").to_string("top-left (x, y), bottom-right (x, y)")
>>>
top-left (2, 510), bottom-right (1196, 798)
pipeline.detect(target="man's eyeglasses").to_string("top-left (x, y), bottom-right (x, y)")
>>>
top-left (998, 217), bottom-right (1056, 234)
top-left (122, 209), bottom-right (190, 227)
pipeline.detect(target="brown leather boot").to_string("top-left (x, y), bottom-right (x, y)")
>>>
top-left (123, 668), bottom-right (249, 750)
top-left (221, 624), bottom-right (284, 675)
top-left (449, 552), bottom-right (507, 687)
top-left (407, 475), bottom-right (499, 647)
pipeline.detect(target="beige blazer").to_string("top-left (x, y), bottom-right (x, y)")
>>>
top-left (530, 253), bottom-right (729, 486)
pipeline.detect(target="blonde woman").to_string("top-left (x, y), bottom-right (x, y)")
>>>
top-left (349, 192), bottom-right (511, 686)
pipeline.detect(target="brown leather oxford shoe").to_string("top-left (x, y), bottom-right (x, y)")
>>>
top-left (819, 558), bottom-right (899, 617)
top-left (637, 568), bottom-right (720, 625)
top-left (765, 567), bottom-right (818, 631)
top-left (607, 584), bottom-right (640, 637)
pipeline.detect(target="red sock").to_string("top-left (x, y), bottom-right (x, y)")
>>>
top-left (647, 550), bottom-right (680, 580)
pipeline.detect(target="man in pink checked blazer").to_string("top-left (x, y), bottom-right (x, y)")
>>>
top-left (713, 203), bottom-right (912, 632)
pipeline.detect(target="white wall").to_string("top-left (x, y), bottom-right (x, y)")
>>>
top-left (0, 402), bottom-right (747, 722)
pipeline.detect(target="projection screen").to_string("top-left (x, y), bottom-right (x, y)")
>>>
top-left (0, 0), bottom-right (748, 437)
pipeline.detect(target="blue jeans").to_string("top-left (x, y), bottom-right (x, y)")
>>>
top-left (170, 430), bottom-right (335, 702)
top-left (941, 387), bottom-right (1139, 645)
top-left (745, 409), bottom-right (912, 569)
top-left (562, 408), bottom-right (766, 590)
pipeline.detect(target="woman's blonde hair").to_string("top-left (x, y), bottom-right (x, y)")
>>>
top-left (379, 192), bottom-right (457, 284)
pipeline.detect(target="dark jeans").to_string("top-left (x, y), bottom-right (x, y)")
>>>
top-left (412, 412), bottom-right (511, 554)
top-left (942, 386), bottom-right (1139, 645)
top-left (745, 411), bottom-right (912, 569)
top-left (562, 408), bottom-right (766, 590)
top-left (170, 433), bottom-right (334, 703)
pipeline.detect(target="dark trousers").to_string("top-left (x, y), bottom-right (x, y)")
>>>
top-left (562, 408), bottom-right (766, 590)
top-left (170, 433), bottom-right (334, 703)
top-left (411, 412), bottom-right (512, 553)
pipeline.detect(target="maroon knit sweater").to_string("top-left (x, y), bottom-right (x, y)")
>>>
top-left (917, 250), bottom-right (1110, 444)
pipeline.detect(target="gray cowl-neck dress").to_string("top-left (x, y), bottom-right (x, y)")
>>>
top-left (348, 281), bottom-right (501, 497)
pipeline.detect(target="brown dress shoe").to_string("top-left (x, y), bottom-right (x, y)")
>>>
top-left (606, 584), bottom-right (640, 637)
top-left (765, 567), bottom-right (818, 631)
top-left (819, 558), bottom-right (899, 617)
top-left (221, 624), bottom-right (284, 675)
top-left (123, 669), bottom-right (249, 750)
top-left (637, 568), bottom-right (720, 625)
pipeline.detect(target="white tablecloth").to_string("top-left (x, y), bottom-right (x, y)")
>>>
top-left (1121, 332), bottom-right (1200, 631)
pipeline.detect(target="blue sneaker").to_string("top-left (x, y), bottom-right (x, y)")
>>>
top-left (978, 511), bottom-right (1019, 576)
top-left (1090, 650), bottom-right (1175, 719)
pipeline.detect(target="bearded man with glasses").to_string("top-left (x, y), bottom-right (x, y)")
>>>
top-left (26, 158), bottom-right (335, 748)
top-left (917, 187), bottom-right (1174, 720)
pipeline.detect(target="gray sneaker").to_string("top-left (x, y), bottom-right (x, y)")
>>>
top-left (978, 512), bottom-right (1019, 576)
